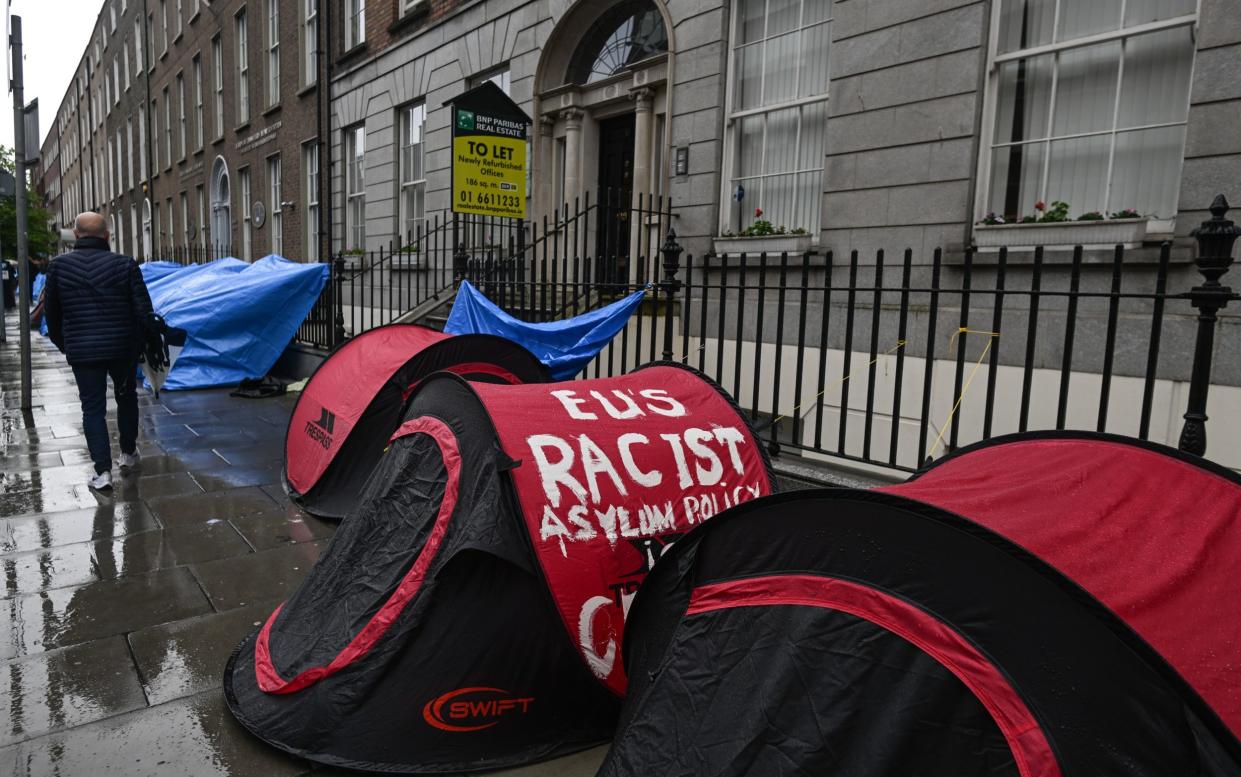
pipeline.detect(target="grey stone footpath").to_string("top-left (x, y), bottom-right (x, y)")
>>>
top-left (0, 315), bottom-right (604, 776)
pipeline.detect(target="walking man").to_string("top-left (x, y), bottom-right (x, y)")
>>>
top-left (45, 212), bottom-right (154, 491)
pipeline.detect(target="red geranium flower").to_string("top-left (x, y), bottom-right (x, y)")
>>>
top-left (1034, 200), bottom-right (1046, 211)
top-left (755, 207), bottom-right (763, 218)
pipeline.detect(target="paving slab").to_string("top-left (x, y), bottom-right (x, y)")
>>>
top-left (0, 689), bottom-right (314, 777)
top-left (147, 486), bottom-right (280, 530)
top-left (1, 522), bottom-right (253, 598)
top-left (191, 540), bottom-right (327, 611)
top-left (128, 601), bottom-right (279, 706)
top-left (0, 566), bottom-right (214, 659)
top-left (0, 502), bottom-right (161, 555)
top-left (227, 507), bottom-right (337, 551)
top-left (0, 636), bottom-right (147, 747)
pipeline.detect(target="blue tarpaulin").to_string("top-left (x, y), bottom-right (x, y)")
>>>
top-left (141, 255), bottom-right (329, 390)
top-left (444, 280), bottom-right (646, 380)
top-left (32, 272), bottom-right (48, 336)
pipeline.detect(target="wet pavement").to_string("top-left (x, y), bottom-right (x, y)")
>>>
top-left (0, 318), bottom-right (606, 776)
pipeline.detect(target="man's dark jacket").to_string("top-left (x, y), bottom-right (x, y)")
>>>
top-left (45, 237), bottom-right (155, 366)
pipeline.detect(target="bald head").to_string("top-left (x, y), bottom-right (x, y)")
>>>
top-left (73, 212), bottom-right (109, 240)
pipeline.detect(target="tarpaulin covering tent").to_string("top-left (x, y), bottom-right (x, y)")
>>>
top-left (602, 432), bottom-right (1241, 777)
top-left (444, 280), bottom-right (647, 380)
top-left (226, 364), bottom-right (774, 773)
top-left (139, 255), bottom-right (329, 390)
top-left (284, 323), bottom-right (550, 519)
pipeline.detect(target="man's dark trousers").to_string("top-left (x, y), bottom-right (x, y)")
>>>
top-left (71, 360), bottom-right (139, 475)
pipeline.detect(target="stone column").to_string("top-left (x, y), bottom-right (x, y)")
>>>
top-left (538, 114), bottom-right (556, 219)
top-left (630, 87), bottom-right (655, 281)
top-left (561, 108), bottom-right (584, 210)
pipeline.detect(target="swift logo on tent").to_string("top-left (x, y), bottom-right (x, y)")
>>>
top-left (422, 687), bottom-right (535, 732)
top-left (304, 408), bottom-right (335, 450)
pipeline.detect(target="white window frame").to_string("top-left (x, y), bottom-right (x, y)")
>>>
top-left (123, 45), bottom-right (131, 91)
top-left (175, 0), bottom-right (184, 39)
top-left (212, 35), bottom-right (224, 139)
top-left (161, 0), bottom-right (169, 56)
top-left (162, 89), bottom-right (173, 171)
top-left (177, 72), bottom-right (187, 160)
top-left (397, 102), bottom-right (427, 240)
top-left (268, 154), bottom-right (283, 256)
top-left (267, 0), bottom-right (281, 106)
top-left (400, 0), bottom-right (426, 17)
top-left (720, 0), bottom-right (831, 235)
top-left (237, 10), bottom-right (250, 124)
top-left (181, 191), bottom-right (190, 245)
top-left (165, 197), bottom-right (175, 250)
top-left (193, 54), bottom-right (204, 151)
top-left (239, 165), bottom-right (253, 261)
top-left (344, 124), bottom-right (366, 251)
top-left (303, 0), bottom-right (318, 88)
top-left (112, 60), bottom-right (120, 105)
top-left (126, 118), bottom-right (135, 189)
top-left (134, 19), bottom-right (144, 72)
top-left (197, 184), bottom-right (207, 251)
top-left (304, 141), bottom-right (320, 261)
top-left (345, 0), bottom-right (366, 50)
top-left (138, 107), bottom-right (147, 180)
top-left (972, 2), bottom-right (1200, 225)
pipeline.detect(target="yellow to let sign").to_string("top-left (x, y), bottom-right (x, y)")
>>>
top-left (452, 135), bottom-right (527, 219)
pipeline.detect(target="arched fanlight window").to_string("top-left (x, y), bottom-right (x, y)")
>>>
top-left (567, 1), bottom-right (668, 85)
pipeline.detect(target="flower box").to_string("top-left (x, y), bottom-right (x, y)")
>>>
top-left (390, 254), bottom-right (427, 271)
top-left (973, 219), bottom-right (1148, 250)
top-left (713, 234), bottom-right (816, 256)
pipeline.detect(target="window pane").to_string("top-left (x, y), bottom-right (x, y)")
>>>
top-left (1117, 26), bottom-right (1194, 128)
top-left (736, 114), bottom-right (764, 179)
top-left (733, 43), bottom-right (761, 110)
top-left (761, 172), bottom-right (797, 228)
top-left (798, 101), bottom-right (828, 169)
top-left (762, 31), bottom-right (799, 106)
top-left (736, 0), bottom-right (765, 45)
top-left (793, 171), bottom-right (820, 233)
top-left (764, 107), bottom-right (798, 174)
top-left (1052, 41), bottom-right (1120, 136)
top-left (988, 142), bottom-right (1045, 218)
top-left (1124, 0), bottom-right (1196, 27)
top-left (998, 0), bottom-right (1054, 54)
top-left (993, 54), bottom-right (1053, 144)
top-left (766, 0), bottom-right (799, 38)
top-left (803, 0), bottom-right (829, 25)
top-left (1045, 134), bottom-right (1110, 214)
top-left (799, 21), bottom-right (830, 99)
top-left (1056, 0), bottom-right (1122, 43)
top-left (1109, 125), bottom-right (1185, 218)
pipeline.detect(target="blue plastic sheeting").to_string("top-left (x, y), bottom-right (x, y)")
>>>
top-left (445, 280), bottom-right (646, 380)
top-left (140, 261), bottom-right (192, 284)
top-left (143, 255), bottom-right (329, 390)
top-left (32, 273), bottom-right (48, 336)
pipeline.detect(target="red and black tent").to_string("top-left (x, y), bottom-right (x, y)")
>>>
top-left (283, 324), bottom-right (549, 518)
top-left (227, 363), bottom-right (774, 772)
top-left (602, 433), bottom-right (1241, 776)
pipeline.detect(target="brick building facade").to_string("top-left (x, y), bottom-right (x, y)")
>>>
top-left (41, 0), bottom-right (330, 263)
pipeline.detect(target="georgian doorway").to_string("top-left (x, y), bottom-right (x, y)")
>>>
top-left (210, 157), bottom-right (233, 257)
top-left (535, 0), bottom-right (673, 281)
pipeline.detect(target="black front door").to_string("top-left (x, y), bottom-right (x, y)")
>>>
top-left (597, 113), bottom-right (635, 285)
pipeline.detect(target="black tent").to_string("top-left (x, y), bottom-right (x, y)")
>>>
top-left (227, 363), bottom-right (774, 772)
top-left (602, 433), bottom-right (1241, 776)
top-left (283, 324), bottom-right (549, 519)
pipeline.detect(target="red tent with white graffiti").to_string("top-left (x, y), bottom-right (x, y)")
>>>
top-left (601, 433), bottom-right (1241, 776)
top-left (282, 323), bottom-right (550, 518)
top-left (227, 363), bottom-right (774, 772)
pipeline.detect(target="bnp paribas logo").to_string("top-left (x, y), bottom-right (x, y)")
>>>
top-left (456, 109), bottom-right (476, 131)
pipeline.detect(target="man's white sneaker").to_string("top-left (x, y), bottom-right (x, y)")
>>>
top-left (89, 470), bottom-right (114, 491)
top-left (118, 450), bottom-right (141, 474)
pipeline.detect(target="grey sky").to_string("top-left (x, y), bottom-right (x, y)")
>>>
top-left (2, 1), bottom-right (101, 153)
